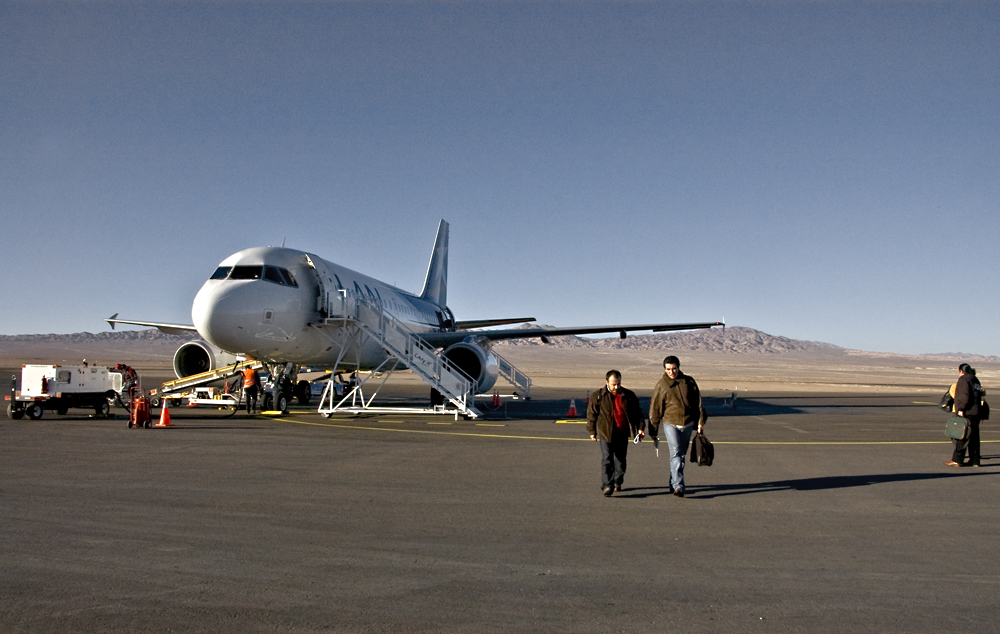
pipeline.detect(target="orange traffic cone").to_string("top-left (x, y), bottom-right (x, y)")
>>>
top-left (155, 399), bottom-right (173, 427)
top-left (567, 398), bottom-right (578, 418)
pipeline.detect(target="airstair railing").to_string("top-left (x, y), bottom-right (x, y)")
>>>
top-left (493, 351), bottom-right (532, 399)
top-left (321, 291), bottom-right (480, 417)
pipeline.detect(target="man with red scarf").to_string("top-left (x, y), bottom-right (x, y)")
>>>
top-left (587, 370), bottom-right (645, 496)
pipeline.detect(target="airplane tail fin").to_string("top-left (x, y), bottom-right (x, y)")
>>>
top-left (420, 219), bottom-right (449, 307)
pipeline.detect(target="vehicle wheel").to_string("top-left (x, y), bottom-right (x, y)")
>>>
top-left (262, 394), bottom-right (273, 412)
top-left (277, 394), bottom-right (288, 414)
top-left (7, 403), bottom-right (25, 420)
top-left (430, 388), bottom-right (445, 406)
top-left (26, 403), bottom-right (43, 420)
top-left (128, 420), bottom-right (134, 428)
top-left (296, 380), bottom-right (311, 405)
top-left (94, 400), bottom-right (110, 417)
top-left (150, 396), bottom-right (161, 408)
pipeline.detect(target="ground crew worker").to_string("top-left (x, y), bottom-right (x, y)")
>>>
top-left (243, 365), bottom-right (261, 414)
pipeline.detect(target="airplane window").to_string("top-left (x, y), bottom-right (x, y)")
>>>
top-left (263, 266), bottom-right (285, 285)
top-left (230, 265), bottom-right (263, 280)
top-left (210, 267), bottom-right (231, 280)
top-left (279, 268), bottom-right (298, 287)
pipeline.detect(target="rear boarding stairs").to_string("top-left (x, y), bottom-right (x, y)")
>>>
top-left (314, 292), bottom-right (531, 420)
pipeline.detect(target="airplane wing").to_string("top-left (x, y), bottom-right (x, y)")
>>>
top-left (105, 313), bottom-right (199, 336)
top-left (418, 321), bottom-right (724, 348)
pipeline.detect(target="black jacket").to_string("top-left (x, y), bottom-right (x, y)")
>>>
top-left (586, 386), bottom-right (643, 443)
top-left (955, 373), bottom-right (982, 418)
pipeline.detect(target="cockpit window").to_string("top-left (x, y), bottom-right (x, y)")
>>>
top-left (229, 265), bottom-right (263, 280)
top-left (260, 266), bottom-right (299, 287)
top-left (210, 264), bottom-right (298, 286)
top-left (278, 268), bottom-right (297, 287)
top-left (263, 267), bottom-right (284, 285)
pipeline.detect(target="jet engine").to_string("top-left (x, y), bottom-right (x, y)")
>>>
top-left (441, 342), bottom-right (499, 394)
top-left (173, 341), bottom-right (240, 378)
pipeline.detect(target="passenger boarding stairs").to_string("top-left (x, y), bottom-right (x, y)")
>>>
top-left (316, 293), bottom-right (524, 419)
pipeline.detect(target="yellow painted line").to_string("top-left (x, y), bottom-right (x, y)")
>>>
top-left (271, 417), bottom-right (1000, 445)
top-left (555, 420), bottom-right (587, 424)
top-left (275, 417), bottom-right (590, 441)
top-left (912, 401), bottom-right (939, 405)
top-left (476, 423), bottom-right (506, 427)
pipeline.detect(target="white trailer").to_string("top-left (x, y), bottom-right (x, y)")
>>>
top-left (5, 364), bottom-right (119, 420)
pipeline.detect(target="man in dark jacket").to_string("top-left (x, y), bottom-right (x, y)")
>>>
top-left (647, 356), bottom-right (707, 497)
top-left (587, 370), bottom-right (644, 496)
top-left (947, 363), bottom-right (982, 467)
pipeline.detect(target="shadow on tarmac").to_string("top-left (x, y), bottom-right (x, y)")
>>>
top-left (613, 469), bottom-right (1000, 499)
top-left (672, 470), bottom-right (1000, 498)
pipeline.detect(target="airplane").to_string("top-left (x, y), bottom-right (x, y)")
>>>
top-left (108, 220), bottom-right (723, 412)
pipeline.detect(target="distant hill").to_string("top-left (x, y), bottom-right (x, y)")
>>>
top-left (0, 330), bottom-right (198, 364)
top-left (493, 325), bottom-right (845, 355)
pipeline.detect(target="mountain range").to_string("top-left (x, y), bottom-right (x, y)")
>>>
top-left (0, 326), bottom-right (996, 363)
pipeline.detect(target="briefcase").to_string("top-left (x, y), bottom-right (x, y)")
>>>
top-left (944, 416), bottom-right (969, 441)
top-left (689, 431), bottom-right (714, 466)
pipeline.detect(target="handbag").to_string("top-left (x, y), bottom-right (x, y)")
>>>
top-left (944, 416), bottom-right (969, 441)
top-left (689, 431), bottom-right (714, 466)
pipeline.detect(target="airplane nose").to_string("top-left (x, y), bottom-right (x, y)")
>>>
top-left (192, 281), bottom-right (257, 352)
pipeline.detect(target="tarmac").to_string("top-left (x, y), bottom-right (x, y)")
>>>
top-left (2, 392), bottom-right (999, 633)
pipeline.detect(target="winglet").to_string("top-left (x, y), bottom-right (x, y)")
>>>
top-left (107, 313), bottom-right (118, 330)
top-left (419, 219), bottom-right (449, 307)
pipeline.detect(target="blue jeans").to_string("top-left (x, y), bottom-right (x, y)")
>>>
top-left (663, 425), bottom-right (694, 491)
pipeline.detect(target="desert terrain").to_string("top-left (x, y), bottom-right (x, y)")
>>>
top-left (2, 326), bottom-right (995, 398)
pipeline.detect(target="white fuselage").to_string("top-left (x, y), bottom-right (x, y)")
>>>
top-left (192, 247), bottom-right (448, 368)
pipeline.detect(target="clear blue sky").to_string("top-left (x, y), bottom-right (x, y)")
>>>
top-left (2, 1), bottom-right (998, 356)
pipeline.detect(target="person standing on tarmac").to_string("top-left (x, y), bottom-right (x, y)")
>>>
top-left (586, 370), bottom-right (645, 497)
top-left (243, 365), bottom-right (261, 414)
top-left (647, 356), bottom-right (707, 497)
top-left (946, 363), bottom-right (983, 467)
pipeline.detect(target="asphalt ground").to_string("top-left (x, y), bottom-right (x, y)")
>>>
top-left (2, 393), bottom-right (998, 633)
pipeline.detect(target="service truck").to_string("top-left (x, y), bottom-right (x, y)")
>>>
top-left (6, 364), bottom-right (125, 419)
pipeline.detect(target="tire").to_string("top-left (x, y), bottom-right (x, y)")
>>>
top-left (296, 380), bottom-right (311, 405)
top-left (94, 400), bottom-right (110, 417)
top-left (430, 388), bottom-right (445, 406)
top-left (7, 403), bottom-right (24, 420)
top-left (262, 394), bottom-right (273, 412)
top-left (277, 394), bottom-right (288, 414)
top-left (26, 403), bottom-right (43, 420)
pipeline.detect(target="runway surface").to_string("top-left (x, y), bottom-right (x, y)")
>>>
top-left (3, 394), bottom-right (998, 633)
